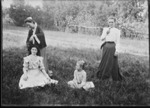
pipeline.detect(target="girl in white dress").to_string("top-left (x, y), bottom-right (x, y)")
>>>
top-left (67, 60), bottom-right (95, 91)
top-left (19, 45), bottom-right (58, 89)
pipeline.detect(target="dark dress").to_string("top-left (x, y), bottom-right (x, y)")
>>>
top-left (97, 42), bottom-right (122, 81)
top-left (26, 25), bottom-right (47, 55)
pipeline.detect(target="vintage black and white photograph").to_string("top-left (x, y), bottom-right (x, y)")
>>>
top-left (2, 0), bottom-right (149, 106)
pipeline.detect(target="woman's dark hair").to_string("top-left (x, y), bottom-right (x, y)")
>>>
top-left (24, 17), bottom-right (35, 24)
top-left (25, 20), bottom-right (35, 24)
top-left (108, 16), bottom-right (116, 22)
top-left (77, 60), bottom-right (86, 69)
top-left (82, 63), bottom-right (86, 69)
top-left (28, 45), bottom-right (40, 56)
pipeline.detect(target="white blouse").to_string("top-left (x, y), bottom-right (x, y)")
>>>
top-left (100, 27), bottom-right (121, 52)
top-left (23, 55), bottom-right (45, 72)
top-left (73, 70), bottom-right (86, 85)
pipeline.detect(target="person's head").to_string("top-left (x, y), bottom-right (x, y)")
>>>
top-left (24, 17), bottom-right (35, 29)
top-left (29, 45), bottom-right (40, 56)
top-left (76, 60), bottom-right (86, 71)
top-left (107, 16), bottom-right (116, 28)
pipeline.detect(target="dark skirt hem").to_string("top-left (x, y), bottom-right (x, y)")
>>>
top-left (97, 42), bottom-right (122, 81)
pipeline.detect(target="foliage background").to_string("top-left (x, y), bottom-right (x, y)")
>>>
top-left (3, 0), bottom-right (149, 39)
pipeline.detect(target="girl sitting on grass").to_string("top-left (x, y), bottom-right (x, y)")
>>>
top-left (67, 60), bottom-right (95, 91)
top-left (19, 45), bottom-right (58, 89)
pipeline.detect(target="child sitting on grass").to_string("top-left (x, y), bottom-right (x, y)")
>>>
top-left (67, 60), bottom-right (95, 91)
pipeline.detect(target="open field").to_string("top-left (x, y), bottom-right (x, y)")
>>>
top-left (3, 25), bottom-right (149, 57)
top-left (2, 25), bottom-right (150, 106)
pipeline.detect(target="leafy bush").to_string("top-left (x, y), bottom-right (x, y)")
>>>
top-left (9, 4), bottom-right (29, 26)
top-left (7, 0), bottom-right (148, 38)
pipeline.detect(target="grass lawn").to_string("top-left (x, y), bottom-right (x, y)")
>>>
top-left (2, 25), bottom-right (149, 56)
top-left (2, 25), bottom-right (150, 106)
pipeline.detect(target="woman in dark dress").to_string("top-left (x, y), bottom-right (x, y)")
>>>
top-left (97, 17), bottom-right (123, 81)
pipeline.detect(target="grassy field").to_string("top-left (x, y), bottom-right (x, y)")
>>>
top-left (3, 25), bottom-right (149, 56)
top-left (2, 25), bottom-right (150, 106)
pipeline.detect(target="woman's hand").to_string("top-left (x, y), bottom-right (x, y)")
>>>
top-left (101, 38), bottom-right (105, 41)
top-left (23, 74), bottom-right (28, 81)
top-left (29, 35), bottom-right (34, 41)
top-left (47, 77), bottom-right (51, 82)
top-left (45, 73), bottom-right (51, 81)
top-left (106, 27), bottom-right (111, 35)
top-left (45, 74), bottom-right (50, 80)
top-left (114, 51), bottom-right (118, 56)
top-left (106, 30), bottom-right (110, 35)
top-left (42, 70), bottom-right (50, 79)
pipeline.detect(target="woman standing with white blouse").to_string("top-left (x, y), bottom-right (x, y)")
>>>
top-left (97, 17), bottom-right (123, 81)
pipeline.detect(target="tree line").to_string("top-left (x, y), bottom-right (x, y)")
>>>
top-left (3, 0), bottom-right (148, 39)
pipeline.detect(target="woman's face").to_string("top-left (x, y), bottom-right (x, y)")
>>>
top-left (31, 47), bottom-right (38, 55)
top-left (26, 22), bottom-right (35, 29)
top-left (75, 63), bottom-right (82, 71)
top-left (108, 19), bottom-right (115, 28)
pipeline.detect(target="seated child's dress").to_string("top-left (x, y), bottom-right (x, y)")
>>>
top-left (68, 69), bottom-right (94, 91)
top-left (19, 55), bottom-right (54, 89)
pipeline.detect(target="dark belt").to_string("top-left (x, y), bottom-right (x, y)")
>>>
top-left (101, 41), bottom-right (115, 49)
top-left (105, 41), bottom-right (115, 43)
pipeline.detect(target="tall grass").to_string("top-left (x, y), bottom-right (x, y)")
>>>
top-left (2, 46), bottom-right (150, 106)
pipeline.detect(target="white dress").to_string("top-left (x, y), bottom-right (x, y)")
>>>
top-left (19, 55), bottom-right (51, 89)
top-left (68, 70), bottom-right (95, 91)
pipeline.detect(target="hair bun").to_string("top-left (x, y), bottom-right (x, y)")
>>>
top-left (24, 17), bottom-right (35, 23)
top-left (77, 60), bottom-right (85, 65)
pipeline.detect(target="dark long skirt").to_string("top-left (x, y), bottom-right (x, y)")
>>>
top-left (40, 47), bottom-right (48, 73)
top-left (97, 42), bottom-right (122, 81)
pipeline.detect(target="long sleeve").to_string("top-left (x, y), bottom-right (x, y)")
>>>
top-left (23, 57), bottom-right (29, 74)
top-left (31, 23), bottom-right (40, 44)
top-left (39, 57), bottom-right (45, 71)
top-left (79, 71), bottom-right (86, 87)
top-left (100, 28), bottom-right (107, 41)
top-left (34, 26), bottom-right (47, 48)
top-left (115, 29), bottom-right (121, 53)
top-left (26, 31), bottom-right (30, 44)
top-left (73, 70), bottom-right (77, 81)
top-left (35, 26), bottom-right (44, 38)
top-left (34, 26), bottom-right (44, 43)
top-left (32, 26), bottom-right (44, 44)
top-left (82, 71), bottom-right (86, 82)
top-left (26, 29), bottom-right (33, 44)
top-left (39, 57), bottom-right (49, 78)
